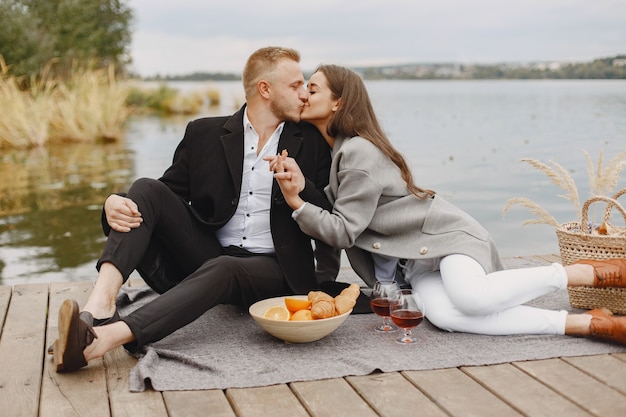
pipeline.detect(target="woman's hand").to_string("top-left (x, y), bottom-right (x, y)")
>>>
top-left (264, 152), bottom-right (306, 210)
top-left (104, 194), bottom-right (143, 232)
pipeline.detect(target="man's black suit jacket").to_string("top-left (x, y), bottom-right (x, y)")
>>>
top-left (159, 106), bottom-right (337, 294)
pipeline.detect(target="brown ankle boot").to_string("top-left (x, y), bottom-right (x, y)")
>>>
top-left (573, 259), bottom-right (626, 288)
top-left (589, 314), bottom-right (626, 345)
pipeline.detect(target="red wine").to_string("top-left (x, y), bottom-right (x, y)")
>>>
top-left (390, 309), bottom-right (423, 328)
top-left (370, 297), bottom-right (392, 317)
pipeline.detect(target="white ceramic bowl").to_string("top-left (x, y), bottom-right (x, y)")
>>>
top-left (249, 295), bottom-right (352, 343)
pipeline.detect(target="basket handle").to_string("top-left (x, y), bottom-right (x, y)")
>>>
top-left (605, 188), bottom-right (626, 223)
top-left (581, 195), bottom-right (626, 234)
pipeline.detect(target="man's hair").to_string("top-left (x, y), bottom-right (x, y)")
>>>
top-left (242, 46), bottom-right (300, 99)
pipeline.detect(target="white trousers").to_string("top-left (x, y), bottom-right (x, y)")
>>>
top-left (406, 254), bottom-right (569, 335)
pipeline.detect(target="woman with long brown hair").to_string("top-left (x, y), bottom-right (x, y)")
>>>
top-left (267, 64), bottom-right (626, 345)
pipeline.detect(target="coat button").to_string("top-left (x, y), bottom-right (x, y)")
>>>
top-left (419, 246), bottom-right (428, 255)
top-left (372, 242), bottom-right (381, 250)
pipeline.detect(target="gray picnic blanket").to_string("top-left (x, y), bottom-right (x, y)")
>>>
top-left (117, 268), bottom-right (626, 391)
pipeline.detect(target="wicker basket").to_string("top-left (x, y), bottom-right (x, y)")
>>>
top-left (556, 191), bottom-right (626, 314)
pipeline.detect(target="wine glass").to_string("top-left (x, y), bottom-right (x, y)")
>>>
top-left (389, 289), bottom-right (425, 344)
top-left (369, 280), bottom-right (401, 332)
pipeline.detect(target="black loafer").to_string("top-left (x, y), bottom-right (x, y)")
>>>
top-left (47, 309), bottom-right (119, 355)
top-left (53, 299), bottom-right (98, 372)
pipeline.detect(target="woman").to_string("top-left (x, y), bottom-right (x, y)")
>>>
top-left (267, 64), bottom-right (626, 344)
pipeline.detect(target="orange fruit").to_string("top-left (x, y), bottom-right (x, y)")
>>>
top-left (290, 309), bottom-right (313, 321)
top-left (284, 297), bottom-right (312, 313)
top-left (263, 306), bottom-right (290, 320)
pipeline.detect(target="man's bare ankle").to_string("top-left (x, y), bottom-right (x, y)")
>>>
top-left (82, 302), bottom-right (116, 320)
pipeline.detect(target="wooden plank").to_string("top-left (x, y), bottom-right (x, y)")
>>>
top-left (105, 342), bottom-right (169, 417)
top-left (464, 363), bottom-right (592, 417)
top-left (163, 390), bottom-right (236, 417)
top-left (515, 358), bottom-right (626, 417)
top-left (40, 281), bottom-right (110, 417)
top-left (5, 254), bottom-right (626, 417)
top-left (291, 378), bottom-right (377, 417)
top-left (346, 371), bottom-right (448, 417)
top-left (96, 283), bottom-right (167, 417)
top-left (0, 285), bottom-right (11, 334)
top-left (535, 253), bottom-right (562, 263)
top-left (226, 384), bottom-right (309, 417)
top-left (563, 355), bottom-right (626, 395)
top-left (614, 352), bottom-right (626, 362)
top-left (0, 284), bottom-right (49, 417)
top-left (403, 368), bottom-right (522, 417)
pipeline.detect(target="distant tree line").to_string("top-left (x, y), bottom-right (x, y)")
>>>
top-left (148, 55), bottom-right (626, 81)
top-left (145, 72), bottom-right (240, 82)
top-left (471, 56), bottom-right (626, 79)
top-left (357, 55), bottom-right (626, 80)
top-left (0, 0), bottom-right (133, 81)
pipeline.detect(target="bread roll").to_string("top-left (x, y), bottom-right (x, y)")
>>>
top-left (339, 283), bottom-right (360, 301)
top-left (308, 291), bottom-right (333, 304)
top-left (334, 294), bottom-right (356, 315)
top-left (311, 299), bottom-right (335, 319)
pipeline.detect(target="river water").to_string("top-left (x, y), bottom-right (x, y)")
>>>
top-left (1, 79), bottom-right (625, 285)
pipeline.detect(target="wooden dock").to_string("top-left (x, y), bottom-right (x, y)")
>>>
top-left (1, 254), bottom-right (626, 417)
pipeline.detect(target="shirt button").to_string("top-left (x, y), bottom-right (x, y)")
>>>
top-left (372, 242), bottom-right (381, 250)
top-left (420, 247), bottom-right (428, 255)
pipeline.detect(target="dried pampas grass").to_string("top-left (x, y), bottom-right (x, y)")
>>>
top-left (502, 149), bottom-right (626, 228)
top-left (502, 197), bottom-right (559, 227)
top-left (585, 149), bottom-right (626, 198)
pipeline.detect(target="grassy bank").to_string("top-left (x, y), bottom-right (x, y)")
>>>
top-left (0, 62), bottom-right (130, 148)
top-left (0, 60), bottom-right (220, 149)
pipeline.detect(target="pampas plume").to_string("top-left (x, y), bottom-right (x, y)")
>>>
top-left (503, 149), bottom-right (626, 229)
top-left (585, 149), bottom-right (626, 197)
top-left (502, 197), bottom-right (559, 227)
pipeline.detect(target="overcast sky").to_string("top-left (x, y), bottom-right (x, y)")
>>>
top-left (127, 0), bottom-right (626, 77)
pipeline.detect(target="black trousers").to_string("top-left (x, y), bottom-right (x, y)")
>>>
top-left (97, 178), bottom-right (289, 351)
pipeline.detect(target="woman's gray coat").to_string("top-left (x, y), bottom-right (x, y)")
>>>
top-left (295, 136), bottom-right (503, 287)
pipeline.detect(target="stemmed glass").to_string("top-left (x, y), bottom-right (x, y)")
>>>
top-left (389, 289), bottom-right (425, 344)
top-left (369, 280), bottom-right (401, 332)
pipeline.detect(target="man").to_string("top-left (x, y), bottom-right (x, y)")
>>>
top-left (52, 46), bottom-right (339, 372)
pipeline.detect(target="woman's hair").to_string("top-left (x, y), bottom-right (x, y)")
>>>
top-left (242, 46), bottom-right (300, 99)
top-left (316, 64), bottom-right (434, 198)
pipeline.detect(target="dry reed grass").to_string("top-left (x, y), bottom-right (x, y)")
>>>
top-left (206, 88), bottom-right (221, 106)
top-left (0, 60), bottom-right (130, 148)
top-left (161, 89), bottom-right (204, 115)
top-left (49, 65), bottom-right (130, 143)
top-left (126, 83), bottom-right (213, 115)
top-left (502, 149), bottom-right (626, 227)
top-left (0, 58), bottom-right (56, 148)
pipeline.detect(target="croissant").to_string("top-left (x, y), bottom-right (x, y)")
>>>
top-left (308, 291), bottom-right (334, 304)
top-left (311, 299), bottom-right (336, 319)
top-left (334, 294), bottom-right (356, 315)
top-left (339, 283), bottom-right (361, 301)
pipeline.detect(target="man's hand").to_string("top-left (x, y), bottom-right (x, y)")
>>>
top-left (104, 194), bottom-right (142, 232)
top-left (264, 151), bottom-right (306, 210)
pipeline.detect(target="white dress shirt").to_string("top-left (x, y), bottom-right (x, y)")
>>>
top-left (215, 110), bottom-right (283, 253)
